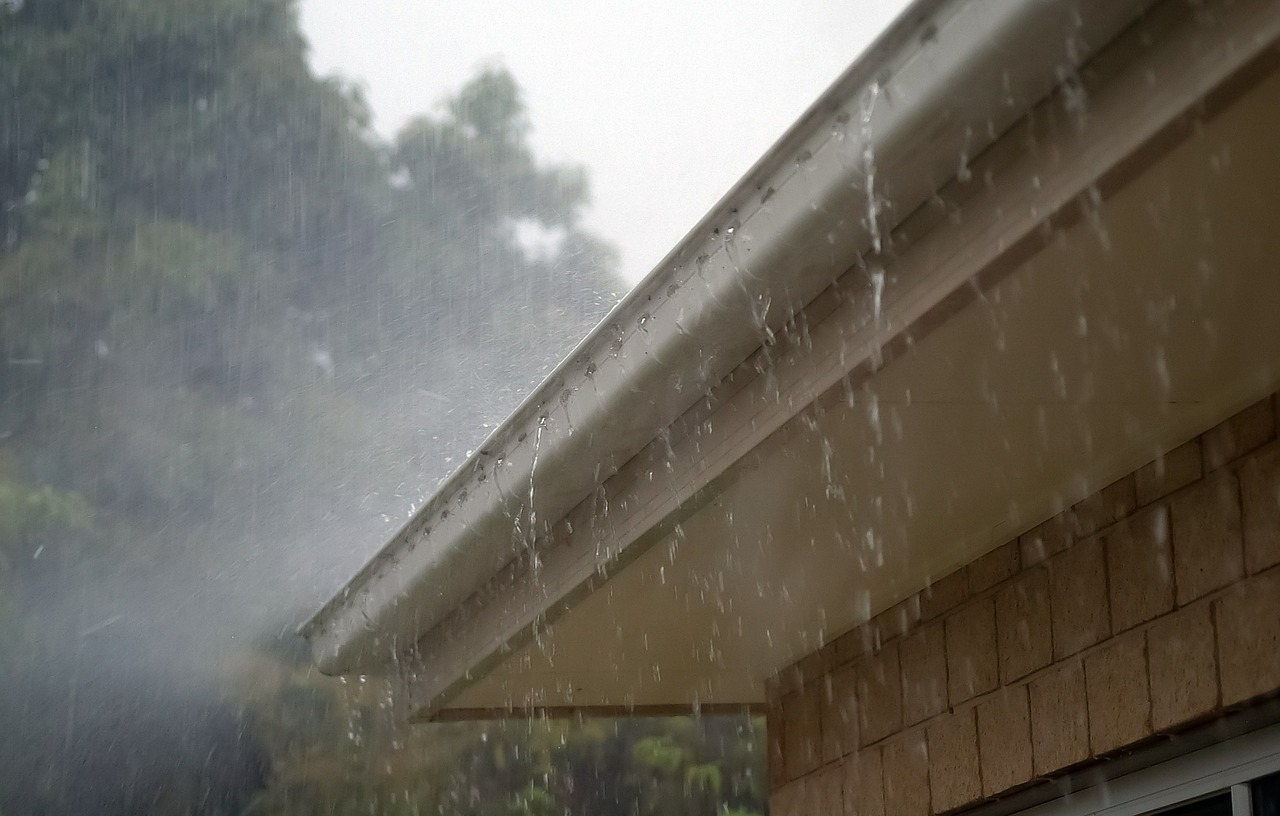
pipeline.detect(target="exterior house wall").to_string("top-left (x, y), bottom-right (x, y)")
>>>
top-left (766, 392), bottom-right (1280, 815)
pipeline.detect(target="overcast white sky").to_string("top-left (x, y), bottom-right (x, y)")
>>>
top-left (299, 0), bottom-right (913, 284)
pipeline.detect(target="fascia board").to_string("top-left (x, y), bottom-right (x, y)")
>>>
top-left (303, 0), bottom-right (1154, 675)
top-left (399, 0), bottom-right (1280, 719)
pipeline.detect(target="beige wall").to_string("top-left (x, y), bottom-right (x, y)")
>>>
top-left (766, 394), bottom-right (1280, 815)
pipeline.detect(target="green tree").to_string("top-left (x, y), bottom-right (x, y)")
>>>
top-left (0, 1), bottom-right (766, 814)
top-left (0, 0), bottom-right (618, 546)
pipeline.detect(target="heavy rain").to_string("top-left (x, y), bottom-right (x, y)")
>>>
top-left (4, 1), bottom-right (1280, 815)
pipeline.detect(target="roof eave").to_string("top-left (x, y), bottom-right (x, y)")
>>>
top-left (303, 0), bottom-right (1156, 676)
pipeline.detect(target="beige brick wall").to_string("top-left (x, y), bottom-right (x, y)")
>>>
top-left (767, 394), bottom-right (1280, 815)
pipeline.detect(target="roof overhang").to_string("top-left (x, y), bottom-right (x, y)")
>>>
top-left (304, 0), bottom-right (1280, 721)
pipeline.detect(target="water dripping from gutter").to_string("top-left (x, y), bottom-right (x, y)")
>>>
top-left (526, 416), bottom-right (548, 574)
top-left (860, 81), bottom-right (884, 254)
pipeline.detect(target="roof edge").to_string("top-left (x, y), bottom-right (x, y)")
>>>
top-left (303, 0), bottom-right (1155, 674)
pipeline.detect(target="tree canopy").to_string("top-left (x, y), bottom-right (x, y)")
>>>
top-left (0, 1), bottom-right (763, 814)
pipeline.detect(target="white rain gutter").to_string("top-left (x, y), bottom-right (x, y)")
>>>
top-left (303, 0), bottom-right (1155, 675)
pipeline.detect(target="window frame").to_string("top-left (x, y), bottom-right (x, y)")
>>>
top-left (1019, 722), bottom-right (1280, 816)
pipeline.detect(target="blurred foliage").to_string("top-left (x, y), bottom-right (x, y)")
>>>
top-left (0, 0), bottom-right (617, 533)
top-left (0, 0), bottom-right (763, 814)
top-left (0, 453), bottom-right (92, 576)
top-left (229, 640), bottom-right (765, 816)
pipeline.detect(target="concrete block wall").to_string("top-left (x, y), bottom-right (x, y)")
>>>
top-left (766, 393), bottom-right (1280, 815)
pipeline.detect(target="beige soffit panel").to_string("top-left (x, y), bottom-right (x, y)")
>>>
top-left (450, 61), bottom-right (1280, 715)
top-left (399, 1), bottom-right (1280, 719)
top-left (304, 0), bottom-right (1155, 677)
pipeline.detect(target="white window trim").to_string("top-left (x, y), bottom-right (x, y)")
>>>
top-left (1022, 722), bottom-right (1280, 816)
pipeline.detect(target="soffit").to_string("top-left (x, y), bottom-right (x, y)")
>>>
top-left (448, 66), bottom-right (1280, 713)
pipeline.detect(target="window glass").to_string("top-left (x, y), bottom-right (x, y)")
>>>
top-left (1152, 793), bottom-right (1234, 816)
top-left (1253, 770), bottom-right (1280, 816)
